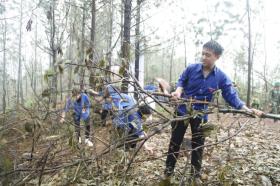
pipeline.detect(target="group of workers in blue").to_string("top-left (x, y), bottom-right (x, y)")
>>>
top-left (60, 84), bottom-right (153, 148)
top-left (60, 40), bottom-right (265, 184)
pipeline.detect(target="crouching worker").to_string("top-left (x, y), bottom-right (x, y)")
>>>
top-left (101, 87), bottom-right (114, 127)
top-left (60, 88), bottom-right (93, 147)
top-left (106, 85), bottom-right (153, 153)
top-left (86, 88), bottom-right (111, 127)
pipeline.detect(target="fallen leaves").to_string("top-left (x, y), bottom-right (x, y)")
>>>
top-left (1, 111), bottom-right (280, 185)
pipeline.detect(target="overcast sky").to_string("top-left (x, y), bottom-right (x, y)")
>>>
top-left (143, 0), bottom-right (280, 79)
top-left (1, 0), bottom-right (280, 82)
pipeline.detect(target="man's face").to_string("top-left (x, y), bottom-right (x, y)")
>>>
top-left (201, 48), bottom-right (220, 68)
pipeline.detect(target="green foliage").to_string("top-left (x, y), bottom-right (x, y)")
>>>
top-left (24, 121), bottom-right (34, 133)
top-left (142, 124), bottom-right (148, 132)
top-left (158, 178), bottom-right (171, 186)
top-left (65, 124), bottom-right (79, 150)
top-left (201, 122), bottom-right (216, 137)
top-left (0, 155), bottom-right (13, 173)
top-left (99, 58), bottom-right (106, 68)
top-left (119, 65), bottom-right (125, 76)
top-left (44, 69), bottom-right (56, 82)
top-left (212, 89), bottom-right (222, 102)
top-left (89, 74), bottom-right (95, 86)
top-left (74, 65), bottom-right (79, 74)
top-left (42, 89), bottom-right (51, 98)
top-left (197, 18), bottom-right (207, 24)
top-left (86, 47), bottom-right (93, 56)
top-left (58, 63), bottom-right (64, 74)
top-left (274, 82), bottom-right (280, 87)
top-left (217, 165), bottom-right (232, 184)
top-left (24, 98), bottom-right (35, 108)
top-left (68, 134), bottom-right (76, 148)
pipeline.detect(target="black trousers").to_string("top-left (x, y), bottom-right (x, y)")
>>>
top-left (73, 114), bottom-right (90, 139)
top-left (101, 109), bottom-right (113, 126)
top-left (101, 109), bottom-right (109, 120)
top-left (165, 117), bottom-right (205, 177)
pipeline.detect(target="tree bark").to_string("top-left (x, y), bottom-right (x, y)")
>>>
top-left (50, 0), bottom-right (58, 108)
top-left (134, 0), bottom-right (141, 99)
top-left (89, 0), bottom-right (96, 89)
top-left (120, 0), bottom-right (124, 49)
top-left (183, 30), bottom-right (187, 67)
top-left (17, 0), bottom-right (24, 105)
top-left (121, 0), bottom-right (132, 92)
top-left (2, 20), bottom-right (7, 113)
top-left (246, 0), bottom-right (252, 106)
top-left (91, 0), bottom-right (96, 48)
top-left (169, 37), bottom-right (175, 83)
top-left (68, 22), bottom-right (73, 92)
top-left (34, 15), bottom-right (38, 94)
top-left (80, 2), bottom-right (86, 90)
top-left (107, 0), bottom-right (113, 67)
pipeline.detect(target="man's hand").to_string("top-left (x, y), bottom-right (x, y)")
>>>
top-left (171, 91), bottom-right (181, 101)
top-left (242, 105), bottom-right (264, 117)
top-left (250, 108), bottom-right (264, 117)
top-left (60, 117), bottom-right (65, 123)
top-left (60, 112), bottom-right (65, 123)
top-left (171, 87), bottom-right (183, 101)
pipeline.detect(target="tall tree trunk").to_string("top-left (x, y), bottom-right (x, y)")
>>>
top-left (121, 0), bottom-right (132, 92)
top-left (169, 38), bottom-right (175, 83)
top-left (79, 2), bottom-right (86, 91)
top-left (134, 0), bottom-right (141, 99)
top-left (120, 0), bottom-right (124, 49)
top-left (251, 35), bottom-right (257, 97)
top-left (2, 20), bottom-right (7, 113)
top-left (89, 0), bottom-right (96, 88)
top-left (262, 19), bottom-right (268, 107)
top-left (34, 15), bottom-right (38, 94)
top-left (183, 31), bottom-right (187, 67)
top-left (107, 0), bottom-right (113, 67)
top-left (50, 0), bottom-right (58, 108)
top-left (40, 60), bottom-right (44, 92)
top-left (161, 49), bottom-right (165, 77)
top-left (25, 75), bottom-right (28, 99)
top-left (135, 0), bottom-right (141, 81)
top-left (246, 0), bottom-right (252, 106)
top-left (68, 24), bottom-right (73, 92)
top-left (91, 0), bottom-right (96, 48)
top-left (60, 72), bottom-right (63, 101)
top-left (17, 0), bottom-right (24, 105)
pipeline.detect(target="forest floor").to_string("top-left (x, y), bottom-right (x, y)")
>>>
top-left (0, 110), bottom-right (280, 185)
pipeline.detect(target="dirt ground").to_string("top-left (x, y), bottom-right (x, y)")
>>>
top-left (1, 112), bottom-right (280, 185)
top-left (116, 115), bottom-right (280, 185)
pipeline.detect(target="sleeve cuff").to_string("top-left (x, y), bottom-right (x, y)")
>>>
top-left (237, 102), bottom-right (245, 110)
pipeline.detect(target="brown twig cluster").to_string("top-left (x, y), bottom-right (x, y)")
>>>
top-left (0, 64), bottom-right (267, 185)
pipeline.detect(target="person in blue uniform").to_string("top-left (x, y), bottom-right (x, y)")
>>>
top-left (60, 88), bottom-right (93, 147)
top-left (105, 85), bottom-right (153, 152)
top-left (164, 40), bottom-right (263, 183)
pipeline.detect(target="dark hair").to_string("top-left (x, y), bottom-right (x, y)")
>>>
top-left (72, 88), bottom-right (80, 96)
top-left (104, 85), bottom-right (120, 98)
top-left (203, 40), bottom-right (224, 56)
top-left (138, 104), bottom-right (152, 116)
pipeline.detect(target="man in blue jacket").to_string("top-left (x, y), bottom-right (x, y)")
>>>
top-left (164, 40), bottom-right (263, 183)
top-left (60, 88), bottom-right (93, 147)
top-left (105, 85), bottom-right (153, 152)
